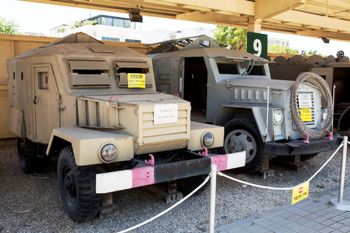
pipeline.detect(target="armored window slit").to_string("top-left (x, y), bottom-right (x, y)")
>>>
top-left (115, 61), bottom-right (152, 88)
top-left (38, 72), bottom-right (49, 90)
top-left (68, 59), bottom-right (110, 88)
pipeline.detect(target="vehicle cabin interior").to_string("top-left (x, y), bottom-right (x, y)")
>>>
top-left (184, 57), bottom-right (207, 123)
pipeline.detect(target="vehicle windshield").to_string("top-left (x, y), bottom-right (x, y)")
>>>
top-left (214, 57), bottom-right (266, 77)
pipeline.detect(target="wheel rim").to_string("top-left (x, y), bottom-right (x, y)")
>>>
top-left (62, 167), bottom-right (77, 205)
top-left (224, 129), bottom-right (257, 163)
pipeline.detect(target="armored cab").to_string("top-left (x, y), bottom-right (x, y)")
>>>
top-left (7, 33), bottom-right (245, 222)
top-left (151, 36), bottom-right (339, 172)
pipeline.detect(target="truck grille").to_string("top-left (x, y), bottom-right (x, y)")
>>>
top-left (141, 108), bottom-right (190, 145)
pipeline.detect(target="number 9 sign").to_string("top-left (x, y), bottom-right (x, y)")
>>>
top-left (253, 39), bottom-right (262, 57)
top-left (247, 32), bottom-right (268, 59)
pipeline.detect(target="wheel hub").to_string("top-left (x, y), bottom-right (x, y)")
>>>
top-left (224, 129), bottom-right (257, 163)
top-left (63, 169), bottom-right (77, 203)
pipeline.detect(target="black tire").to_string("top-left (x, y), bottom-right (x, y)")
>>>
top-left (57, 147), bottom-right (101, 222)
top-left (177, 175), bottom-right (208, 196)
top-left (17, 138), bottom-right (44, 174)
top-left (220, 117), bottom-right (264, 171)
top-left (301, 154), bottom-right (317, 161)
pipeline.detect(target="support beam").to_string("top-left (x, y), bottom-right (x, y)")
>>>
top-left (255, 0), bottom-right (306, 20)
top-left (176, 11), bottom-right (248, 25)
top-left (247, 17), bottom-right (261, 32)
top-left (272, 10), bottom-right (350, 33)
top-left (156, 0), bottom-right (254, 15)
top-left (23, 0), bottom-right (180, 18)
top-left (296, 30), bottom-right (350, 41)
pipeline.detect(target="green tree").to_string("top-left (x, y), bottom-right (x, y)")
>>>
top-left (214, 26), bottom-right (247, 50)
top-left (268, 45), bottom-right (299, 55)
top-left (0, 17), bottom-right (18, 34)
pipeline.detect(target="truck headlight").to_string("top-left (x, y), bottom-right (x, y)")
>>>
top-left (273, 110), bottom-right (284, 125)
top-left (202, 132), bottom-right (214, 147)
top-left (100, 144), bottom-right (117, 163)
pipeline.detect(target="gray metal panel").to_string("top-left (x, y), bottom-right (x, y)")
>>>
top-left (153, 57), bottom-right (183, 96)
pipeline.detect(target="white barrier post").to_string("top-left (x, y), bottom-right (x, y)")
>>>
top-left (209, 164), bottom-right (217, 233)
top-left (329, 136), bottom-right (350, 210)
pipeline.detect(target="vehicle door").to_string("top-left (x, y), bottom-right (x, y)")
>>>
top-left (33, 65), bottom-right (60, 142)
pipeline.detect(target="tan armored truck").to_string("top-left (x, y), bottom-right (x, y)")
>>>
top-left (7, 33), bottom-right (246, 222)
top-left (150, 36), bottom-right (339, 173)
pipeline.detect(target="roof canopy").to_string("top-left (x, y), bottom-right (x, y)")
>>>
top-left (24, 0), bottom-right (350, 41)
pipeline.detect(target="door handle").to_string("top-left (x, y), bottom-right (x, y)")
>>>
top-left (33, 96), bottom-right (38, 104)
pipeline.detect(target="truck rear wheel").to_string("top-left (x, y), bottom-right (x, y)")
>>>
top-left (17, 138), bottom-right (44, 174)
top-left (222, 117), bottom-right (263, 171)
top-left (57, 147), bottom-right (101, 222)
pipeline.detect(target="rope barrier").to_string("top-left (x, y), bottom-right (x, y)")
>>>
top-left (218, 143), bottom-right (344, 191)
top-left (115, 140), bottom-right (345, 232)
top-left (116, 174), bottom-right (211, 233)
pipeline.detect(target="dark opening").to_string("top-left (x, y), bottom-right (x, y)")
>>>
top-left (21, 72), bottom-right (23, 80)
top-left (332, 68), bottom-right (350, 131)
top-left (117, 68), bottom-right (149, 73)
top-left (184, 57), bottom-right (208, 122)
top-left (217, 63), bottom-right (239, 74)
top-left (12, 72), bottom-right (15, 80)
top-left (72, 69), bottom-right (107, 75)
top-left (248, 65), bottom-right (265, 75)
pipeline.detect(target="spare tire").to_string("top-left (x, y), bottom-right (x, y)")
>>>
top-left (290, 72), bottom-right (332, 139)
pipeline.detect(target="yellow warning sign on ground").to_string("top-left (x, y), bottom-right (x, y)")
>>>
top-left (127, 73), bottom-right (146, 88)
top-left (299, 108), bottom-right (313, 122)
top-left (292, 181), bottom-right (309, 205)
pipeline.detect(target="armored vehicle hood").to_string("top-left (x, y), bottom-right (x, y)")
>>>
top-left (227, 77), bottom-right (294, 91)
top-left (83, 93), bottom-right (183, 104)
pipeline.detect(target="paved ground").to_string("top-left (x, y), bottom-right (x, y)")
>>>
top-left (217, 186), bottom-right (350, 233)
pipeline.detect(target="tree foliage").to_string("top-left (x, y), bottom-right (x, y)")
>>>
top-left (0, 17), bottom-right (18, 34)
top-left (214, 26), bottom-right (247, 50)
top-left (268, 45), bottom-right (299, 55)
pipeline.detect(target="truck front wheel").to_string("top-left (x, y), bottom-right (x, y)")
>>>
top-left (223, 118), bottom-right (263, 171)
top-left (57, 147), bottom-right (101, 222)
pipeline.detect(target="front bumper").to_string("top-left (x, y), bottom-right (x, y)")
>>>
top-left (96, 150), bottom-right (246, 194)
top-left (264, 136), bottom-right (341, 156)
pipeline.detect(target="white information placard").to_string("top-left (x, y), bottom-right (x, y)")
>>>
top-left (154, 104), bottom-right (178, 125)
top-left (297, 93), bottom-right (313, 108)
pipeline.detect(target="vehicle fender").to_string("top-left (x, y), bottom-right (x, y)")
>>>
top-left (46, 127), bottom-right (135, 166)
top-left (214, 104), bottom-right (269, 142)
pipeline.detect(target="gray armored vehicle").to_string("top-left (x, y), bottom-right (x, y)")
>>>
top-left (151, 36), bottom-right (338, 171)
top-left (7, 33), bottom-right (245, 222)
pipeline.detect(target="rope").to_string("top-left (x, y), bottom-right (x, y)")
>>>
top-left (117, 174), bottom-right (211, 233)
top-left (290, 72), bottom-right (333, 139)
top-left (218, 143), bottom-right (343, 191)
